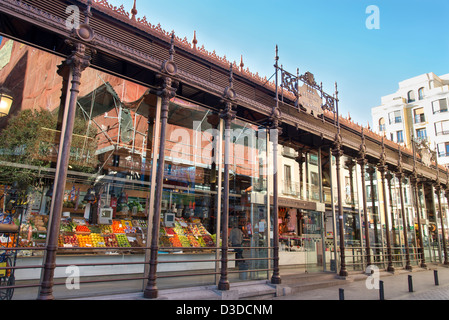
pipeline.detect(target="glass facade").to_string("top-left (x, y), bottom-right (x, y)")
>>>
top-left (1, 31), bottom-right (449, 300)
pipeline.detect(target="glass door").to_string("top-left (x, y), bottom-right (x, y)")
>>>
top-left (302, 210), bottom-right (325, 273)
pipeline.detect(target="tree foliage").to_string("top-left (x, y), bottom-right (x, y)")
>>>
top-left (0, 109), bottom-right (98, 188)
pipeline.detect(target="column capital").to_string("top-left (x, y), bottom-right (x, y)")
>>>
top-left (366, 165), bottom-right (376, 176)
top-left (385, 171), bottom-right (394, 182)
top-left (356, 156), bottom-right (367, 167)
top-left (332, 133), bottom-right (343, 157)
top-left (219, 101), bottom-right (237, 123)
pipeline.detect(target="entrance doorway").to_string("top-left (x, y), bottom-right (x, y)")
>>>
top-left (302, 210), bottom-right (326, 273)
top-left (278, 206), bottom-right (327, 273)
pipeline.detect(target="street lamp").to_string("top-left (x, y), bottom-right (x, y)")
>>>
top-left (0, 88), bottom-right (13, 117)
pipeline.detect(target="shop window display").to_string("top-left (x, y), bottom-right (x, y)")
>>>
top-left (228, 118), bottom-right (269, 278)
top-left (158, 99), bottom-right (220, 250)
top-left (0, 37), bottom-right (156, 257)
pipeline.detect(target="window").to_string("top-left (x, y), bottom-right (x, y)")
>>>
top-left (397, 130), bottom-right (404, 143)
top-left (418, 87), bottom-right (424, 100)
top-left (435, 120), bottom-right (449, 136)
top-left (432, 99), bottom-right (448, 114)
top-left (379, 117), bottom-right (386, 132)
top-left (437, 142), bottom-right (449, 157)
top-left (416, 128), bottom-right (427, 141)
top-left (407, 90), bottom-right (415, 103)
top-left (284, 164), bottom-right (292, 193)
top-left (388, 110), bottom-right (402, 124)
top-left (413, 107), bottom-right (425, 123)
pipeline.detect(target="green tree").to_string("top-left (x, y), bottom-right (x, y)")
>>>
top-left (0, 109), bottom-right (98, 188)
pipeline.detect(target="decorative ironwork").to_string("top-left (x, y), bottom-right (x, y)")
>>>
top-left (275, 55), bottom-right (337, 118)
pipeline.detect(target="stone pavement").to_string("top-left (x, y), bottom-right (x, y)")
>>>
top-left (70, 264), bottom-right (449, 301)
top-left (273, 264), bottom-right (449, 300)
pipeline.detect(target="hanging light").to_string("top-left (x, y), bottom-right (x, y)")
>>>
top-left (0, 88), bottom-right (13, 117)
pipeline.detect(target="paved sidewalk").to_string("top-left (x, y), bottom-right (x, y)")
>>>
top-left (273, 264), bottom-right (449, 300)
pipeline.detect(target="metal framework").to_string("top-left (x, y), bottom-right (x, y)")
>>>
top-left (0, 0), bottom-right (448, 300)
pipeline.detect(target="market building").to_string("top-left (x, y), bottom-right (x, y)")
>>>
top-left (0, 0), bottom-right (448, 300)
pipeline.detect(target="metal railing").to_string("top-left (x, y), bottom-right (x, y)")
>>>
top-left (342, 245), bottom-right (424, 271)
top-left (0, 243), bottom-right (276, 300)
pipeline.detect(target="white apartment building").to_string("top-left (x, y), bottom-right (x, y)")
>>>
top-left (371, 72), bottom-right (449, 166)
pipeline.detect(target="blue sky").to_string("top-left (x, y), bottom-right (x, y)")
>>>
top-left (106, 0), bottom-right (449, 127)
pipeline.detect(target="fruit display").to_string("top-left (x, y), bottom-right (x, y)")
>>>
top-left (165, 227), bottom-right (176, 235)
top-left (76, 234), bottom-right (93, 247)
top-left (60, 234), bottom-right (79, 247)
top-left (115, 234), bottom-right (131, 247)
top-left (159, 235), bottom-right (171, 247)
top-left (103, 234), bottom-right (118, 247)
top-left (112, 220), bottom-right (125, 233)
top-left (178, 235), bottom-right (191, 247)
top-left (90, 233), bottom-right (106, 247)
top-left (0, 235), bottom-right (16, 248)
top-left (121, 220), bottom-right (136, 233)
top-left (75, 225), bottom-right (90, 233)
top-left (173, 225), bottom-right (185, 236)
top-left (202, 235), bottom-right (215, 247)
top-left (197, 224), bottom-right (209, 236)
top-left (187, 234), bottom-right (200, 247)
top-left (197, 236), bottom-right (206, 247)
top-left (188, 224), bottom-right (201, 237)
top-left (100, 225), bottom-right (113, 234)
top-left (169, 234), bottom-right (182, 247)
top-left (52, 212), bottom-right (213, 253)
top-left (60, 221), bottom-right (75, 233)
top-left (132, 219), bottom-right (147, 229)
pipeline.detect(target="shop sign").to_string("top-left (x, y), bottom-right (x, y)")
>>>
top-left (298, 84), bottom-right (322, 117)
top-left (272, 196), bottom-right (317, 210)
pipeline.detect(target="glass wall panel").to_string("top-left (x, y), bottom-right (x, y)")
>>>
top-left (228, 118), bottom-right (268, 281)
top-left (0, 37), bottom-right (160, 297)
top-left (156, 99), bottom-right (220, 286)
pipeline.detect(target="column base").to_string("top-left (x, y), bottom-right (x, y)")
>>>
top-left (218, 280), bottom-right (230, 291)
top-left (143, 285), bottom-right (158, 299)
top-left (271, 275), bottom-right (282, 285)
top-left (339, 269), bottom-right (348, 277)
top-left (387, 265), bottom-right (395, 272)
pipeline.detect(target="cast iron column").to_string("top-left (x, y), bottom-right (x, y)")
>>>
top-left (366, 165), bottom-right (380, 263)
top-left (377, 139), bottom-right (394, 271)
top-left (37, 8), bottom-right (94, 300)
top-left (144, 34), bottom-right (178, 299)
top-left (445, 186), bottom-right (449, 264)
top-left (377, 165), bottom-right (394, 271)
top-left (385, 172), bottom-right (399, 257)
top-left (217, 65), bottom-right (237, 291)
top-left (435, 183), bottom-right (449, 265)
top-left (411, 176), bottom-right (427, 267)
top-left (333, 132), bottom-right (348, 277)
top-left (357, 129), bottom-right (371, 267)
top-left (271, 46), bottom-right (282, 284)
top-left (396, 147), bottom-right (412, 270)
